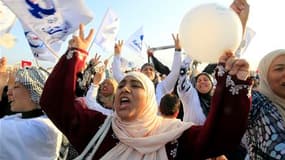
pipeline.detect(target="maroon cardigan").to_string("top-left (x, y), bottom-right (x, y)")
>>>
top-left (40, 48), bottom-right (251, 160)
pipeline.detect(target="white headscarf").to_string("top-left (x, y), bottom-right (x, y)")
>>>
top-left (257, 49), bottom-right (285, 120)
top-left (101, 72), bottom-right (193, 160)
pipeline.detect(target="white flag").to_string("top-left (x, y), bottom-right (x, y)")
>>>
top-left (94, 8), bottom-right (120, 52)
top-left (23, 25), bottom-right (58, 62)
top-left (2, 0), bottom-right (93, 61)
top-left (0, 1), bottom-right (16, 48)
top-left (125, 26), bottom-right (145, 56)
top-left (235, 27), bottom-right (256, 58)
top-left (0, 1), bottom-right (16, 33)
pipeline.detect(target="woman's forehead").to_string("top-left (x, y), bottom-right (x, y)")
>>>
top-left (197, 74), bottom-right (210, 80)
top-left (271, 54), bottom-right (285, 65)
top-left (102, 79), bottom-right (113, 84)
top-left (123, 75), bottom-right (140, 82)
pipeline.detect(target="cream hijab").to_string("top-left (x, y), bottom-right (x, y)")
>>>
top-left (257, 49), bottom-right (285, 120)
top-left (101, 72), bottom-right (193, 160)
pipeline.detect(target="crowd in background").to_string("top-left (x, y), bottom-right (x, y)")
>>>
top-left (0, 0), bottom-right (284, 159)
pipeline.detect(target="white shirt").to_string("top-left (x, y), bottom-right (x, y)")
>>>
top-left (85, 84), bottom-right (113, 116)
top-left (0, 113), bottom-right (62, 160)
top-left (112, 51), bottom-right (182, 105)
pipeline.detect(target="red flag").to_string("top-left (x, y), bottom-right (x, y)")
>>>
top-left (21, 60), bottom-right (32, 68)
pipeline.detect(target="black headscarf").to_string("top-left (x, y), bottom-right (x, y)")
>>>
top-left (195, 72), bottom-right (214, 116)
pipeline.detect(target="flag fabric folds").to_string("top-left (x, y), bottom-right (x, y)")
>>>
top-left (0, 1), bottom-right (16, 33)
top-left (2, 0), bottom-right (93, 62)
top-left (0, 1), bottom-right (16, 48)
top-left (94, 8), bottom-right (120, 52)
top-left (235, 27), bottom-right (256, 58)
top-left (125, 26), bottom-right (145, 57)
top-left (22, 25), bottom-right (58, 62)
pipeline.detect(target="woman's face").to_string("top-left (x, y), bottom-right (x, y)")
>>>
top-left (100, 79), bottom-right (115, 96)
top-left (9, 82), bottom-right (35, 112)
top-left (196, 74), bottom-right (213, 94)
top-left (114, 76), bottom-right (147, 121)
top-left (267, 55), bottom-right (285, 99)
top-left (141, 66), bottom-right (155, 81)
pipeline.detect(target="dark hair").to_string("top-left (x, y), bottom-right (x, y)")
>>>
top-left (159, 94), bottom-right (181, 117)
top-left (195, 72), bottom-right (214, 85)
top-left (140, 63), bottom-right (159, 88)
top-left (140, 63), bottom-right (154, 71)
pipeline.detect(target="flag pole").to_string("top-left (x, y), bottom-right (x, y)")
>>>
top-left (87, 8), bottom-right (111, 53)
top-left (148, 45), bottom-right (175, 51)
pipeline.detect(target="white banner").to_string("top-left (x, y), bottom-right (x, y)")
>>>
top-left (94, 8), bottom-right (120, 52)
top-left (2, 0), bottom-right (94, 61)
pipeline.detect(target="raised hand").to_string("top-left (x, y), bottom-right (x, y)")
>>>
top-left (69, 24), bottom-right (95, 51)
top-left (230, 0), bottom-right (249, 33)
top-left (0, 57), bottom-right (8, 88)
top-left (219, 51), bottom-right (249, 80)
top-left (92, 67), bottom-right (104, 86)
top-left (90, 53), bottom-right (102, 66)
top-left (0, 57), bottom-right (7, 73)
top-left (147, 48), bottom-right (154, 57)
top-left (114, 40), bottom-right (124, 56)
top-left (104, 59), bottom-right (109, 67)
top-left (172, 33), bottom-right (182, 51)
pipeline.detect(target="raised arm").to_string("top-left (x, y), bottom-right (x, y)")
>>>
top-left (85, 68), bottom-right (113, 116)
top-left (231, 0), bottom-right (249, 34)
top-left (0, 57), bottom-right (8, 102)
top-left (177, 60), bottom-right (206, 124)
top-left (40, 24), bottom-right (106, 152)
top-left (156, 34), bottom-right (182, 103)
top-left (111, 40), bottom-right (125, 82)
top-left (178, 51), bottom-right (252, 159)
top-left (148, 49), bottom-right (170, 75)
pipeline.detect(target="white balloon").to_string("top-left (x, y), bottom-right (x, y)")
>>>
top-left (179, 3), bottom-right (243, 63)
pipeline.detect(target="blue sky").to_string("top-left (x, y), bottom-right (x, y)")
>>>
top-left (2, 0), bottom-right (285, 70)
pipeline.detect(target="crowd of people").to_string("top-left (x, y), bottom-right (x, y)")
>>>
top-left (0, 0), bottom-right (284, 159)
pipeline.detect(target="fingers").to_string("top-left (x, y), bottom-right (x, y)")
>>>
top-left (228, 59), bottom-right (249, 80)
top-left (79, 24), bottom-right (85, 39)
top-left (115, 40), bottom-right (124, 49)
top-left (172, 33), bottom-right (178, 41)
top-left (172, 33), bottom-right (182, 50)
top-left (229, 59), bottom-right (249, 80)
top-left (94, 53), bottom-right (101, 60)
top-left (219, 51), bottom-right (234, 63)
top-left (225, 56), bottom-right (237, 71)
top-left (104, 59), bottom-right (109, 66)
top-left (220, 51), bottom-right (249, 80)
top-left (78, 24), bottom-right (95, 42)
top-left (231, 0), bottom-right (249, 14)
top-left (117, 40), bottom-right (124, 46)
top-left (86, 28), bottom-right (95, 42)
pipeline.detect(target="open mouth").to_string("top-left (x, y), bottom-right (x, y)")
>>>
top-left (120, 97), bottom-right (130, 105)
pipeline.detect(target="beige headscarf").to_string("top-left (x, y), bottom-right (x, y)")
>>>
top-left (100, 72), bottom-right (193, 160)
top-left (257, 49), bottom-right (285, 120)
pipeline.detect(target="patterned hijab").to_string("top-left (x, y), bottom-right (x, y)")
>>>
top-left (101, 72), bottom-right (193, 160)
top-left (257, 49), bottom-right (285, 120)
top-left (15, 67), bottom-right (48, 105)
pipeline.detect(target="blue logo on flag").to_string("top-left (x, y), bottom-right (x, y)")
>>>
top-left (25, 0), bottom-right (56, 19)
top-left (132, 34), bottom-right (144, 51)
